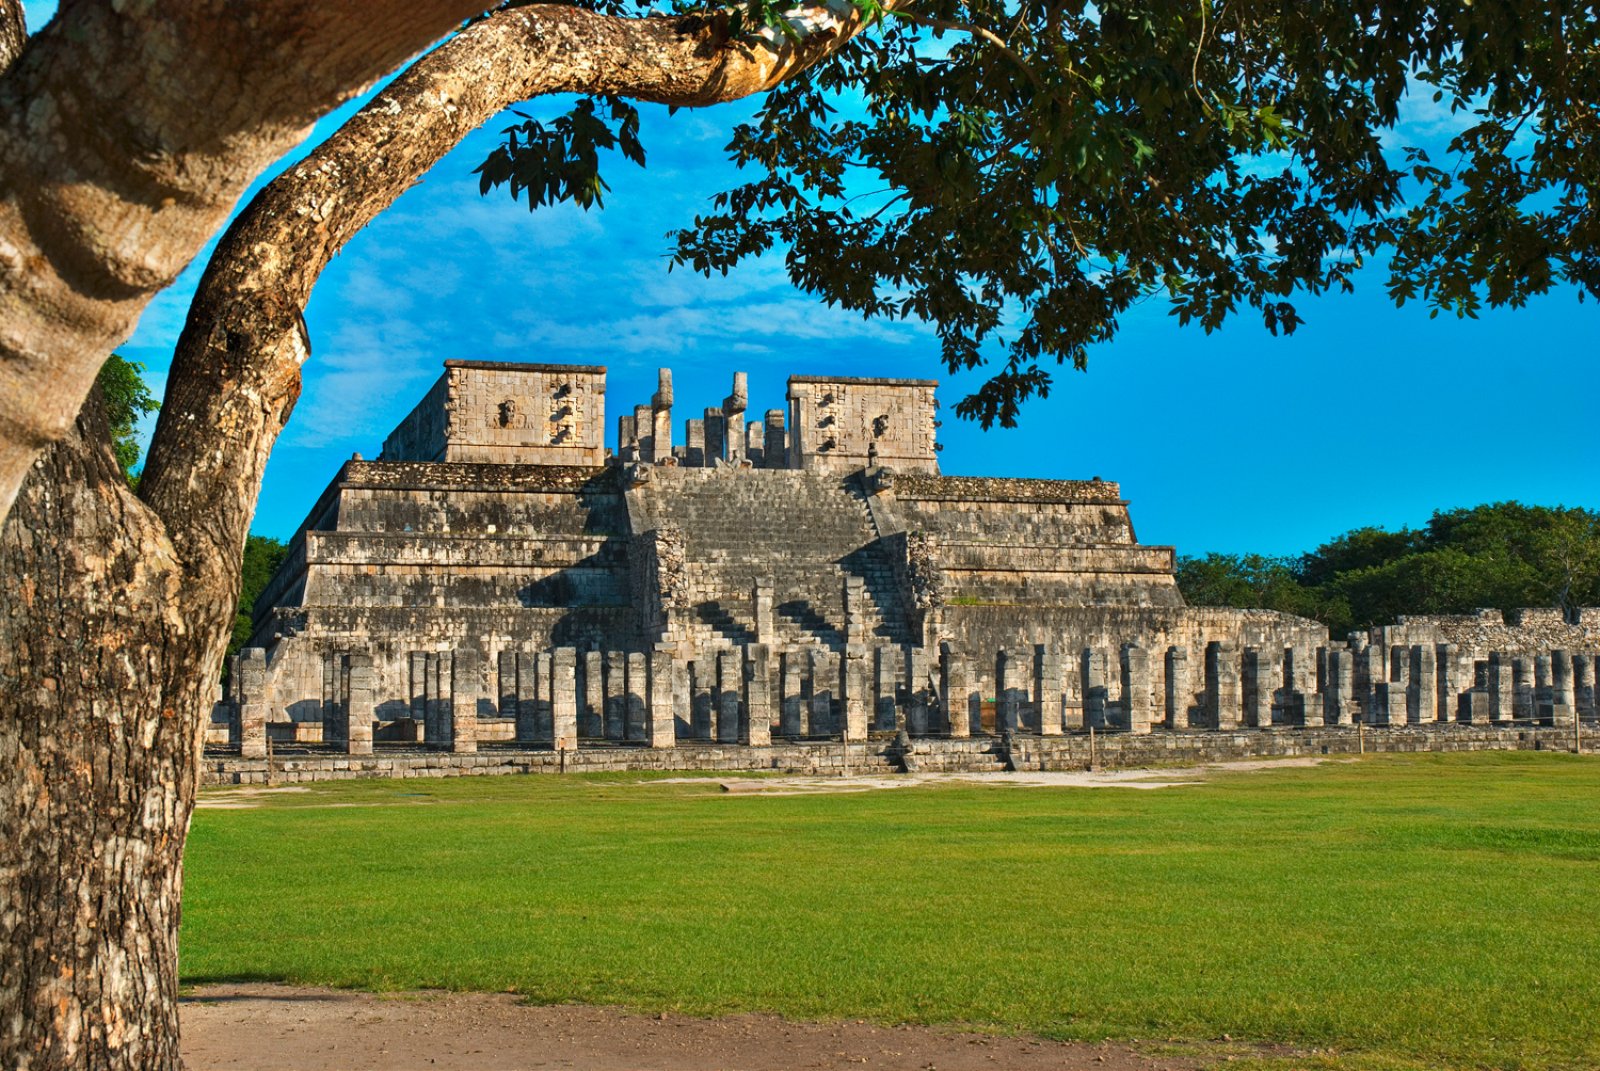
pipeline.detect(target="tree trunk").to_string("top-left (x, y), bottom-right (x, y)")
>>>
top-left (0, 399), bottom-right (200, 1071)
top-left (0, 4), bottom-right (895, 1068)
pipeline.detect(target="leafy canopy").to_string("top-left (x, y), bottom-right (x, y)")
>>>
top-left (96, 354), bottom-right (160, 486)
top-left (477, 0), bottom-right (1600, 427)
top-left (1178, 502), bottom-right (1600, 634)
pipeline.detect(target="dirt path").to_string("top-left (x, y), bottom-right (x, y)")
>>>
top-left (182, 985), bottom-right (1202, 1071)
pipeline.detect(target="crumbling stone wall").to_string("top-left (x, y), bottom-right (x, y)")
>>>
top-left (786, 375), bottom-right (939, 473)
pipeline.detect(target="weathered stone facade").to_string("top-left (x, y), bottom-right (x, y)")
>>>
top-left (222, 360), bottom-right (1600, 767)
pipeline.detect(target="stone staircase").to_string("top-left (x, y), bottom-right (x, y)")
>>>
top-left (630, 467), bottom-right (912, 653)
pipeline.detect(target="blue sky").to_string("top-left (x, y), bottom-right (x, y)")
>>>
top-left (31, 4), bottom-right (1597, 557)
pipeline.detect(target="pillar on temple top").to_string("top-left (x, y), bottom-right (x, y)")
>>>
top-left (1206, 642), bottom-right (1240, 730)
top-left (684, 418), bottom-right (705, 467)
top-left (723, 372), bottom-right (748, 465)
top-left (1036, 644), bottom-right (1064, 735)
top-left (743, 644), bottom-right (773, 745)
top-left (764, 410), bottom-right (787, 469)
top-left (648, 647), bottom-right (678, 748)
top-left (703, 407), bottom-right (725, 465)
top-left (1165, 646), bottom-right (1191, 730)
top-left (1121, 644), bottom-right (1152, 735)
top-left (552, 647), bottom-right (579, 751)
top-left (650, 368), bottom-right (673, 464)
top-left (941, 641), bottom-right (971, 737)
top-left (634, 404), bottom-right (653, 464)
top-left (237, 647), bottom-right (268, 759)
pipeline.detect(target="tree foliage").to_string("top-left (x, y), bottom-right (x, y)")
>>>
top-left (479, 0), bottom-right (1600, 428)
top-left (229, 535), bottom-right (288, 663)
top-left (95, 354), bottom-right (160, 486)
top-left (1178, 502), bottom-right (1600, 634)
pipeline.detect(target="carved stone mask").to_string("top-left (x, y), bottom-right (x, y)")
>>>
top-left (498, 398), bottom-right (517, 427)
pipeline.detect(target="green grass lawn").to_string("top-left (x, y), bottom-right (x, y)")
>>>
top-left (181, 754), bottom-right (1600, 1070)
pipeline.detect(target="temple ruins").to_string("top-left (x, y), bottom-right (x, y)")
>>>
top-left (213, 359), bottom-right (1600, 781)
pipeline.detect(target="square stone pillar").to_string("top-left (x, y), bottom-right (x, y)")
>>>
top-left (237, 647), bottom-right (269, 759)
top-left (626, 651), bottom-right (649, 741)
top-left (752, 578), bottom-right (775, 644)
top-left (648, 647), bottom-right (678, 748)
top-left (996, 649), bottom-right (1022, 733)
top-left (1513, 657), bottom-right (1535, 722)
top-left (780, 650), bottom-right (805, 737)
top-left (1164, 646), bottom-right (1191, 730)
top-left (1062, 651), bottom-right (1084, 731)
top-left (1356, 642), bottom-right (1386, 724)
top-left (940, 641), bottom-right (972, 738)
top-left (604, 651), bottom-right (626, 740)
top-left (684, 418), bottom-right (705, 467)
top-left (742, 644), bottom-right (773, 746)
top-left (497, 650), bottom-right (518, 718)
top-left (1205, 642), bottom-right (1240, 730)
top-left (1488, 652), bottom-right (1513, 724)
top-left (1081, 647), bottom-right (1110, 730)
top-left (535, 652), bottom-right (555, 741)
top-left (1323, 647), bottom-right (1349, 726)
top-left (763, 410), bottom-right (786, 469)
top-left (1574, 653), bottom-right (1594, 720)
top-left (1381, 647), bottom-right (1408, 726)
top-left (448, 650), bottom-right (480, 754)
top-left (843, 647), bottom-right (870, 741)
top-left (1243, 647), bottom-right (1271, 729)
top-left (809, 648), bottom-right (835, 736)
top-left (1121, 644), bottom-right (1152, 735)
top-left (650, 368), bottom-right (673, 463)
top-left (581, 650), bottom-right (604, 738)
top-left (716, 648), bottom-right (742, 743)
top-left (1405, 645), bottom-right (1434, 726)
top-left (702, 407), bottom-right (725, 464)
top-left (1553, 650), bottom-right (1576, 725)
top-left (723, 373), bottom-right (747, 465)
top-left (874, 645), bottom-right (902, 732)
top-left (426, 652), bottom-right (449, 747)
top-left (1036, 644), bottom-right (1064, 735)
top-left (321, 651), bottom-right (346, 750)
top-left (1436, 643), bottom-right (1459, 722)
top-left (552, 647), bottom-right (579, 751)
top-left (906, 645), bottom-right (932, 737)
top-left (514, 652), bottom-right (538, 744)
top-left (346, 652), bottom-right (374, 756)
top-left (690, 658), bottom-right (716, 740)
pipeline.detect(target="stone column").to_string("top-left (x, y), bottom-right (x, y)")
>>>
top-left (906, 645), bottom-right (932, 737)
top-left (1574, 653), bottom-right (1594, 720)
top-left (1408, 645), bottom-right (1436, 726)
top-left (1488, 652), bottom-right (1512, 724)
top-left (408, 651), bottom-right (428, 741)
top-left (684, 418), bottom-right (705, 467)
top-left (874, 645), bottom-right (902, 732)
top-left (1513, 656), bottom-right (1535, 722)
top-left (582, 650), bottom-right (604, 738)
top-left (1121, 644), bottom-right (1152, 735)
top-left (237, 647), bottom-right (269, 759)
top-left (723, 372), bottom-right (748, 465)
top-left (1062, 651), bottom-right (1084, 731)
top-left (1164, 646), bottom-right (1191, 730)
top-left (843, 576), bottom-right (867, 648)
top-left (809, 648), bottom-right (834, 736)
top-left (941, 641), bottom-right (971, 738)
top-left (780, 650), bottom-right (805, 737)
top-left (1243, 647), bottom-right (1271, 730)
top-left (515, 652), bottom-right (538, 744)
top-left (1356, 642), bottom-right (1385, 724)
top-left (716, 648), bottom-right (742, 743)
top-left (426, 652), bottom-right (449, 747)
top-left (448, 650), bottom-right (480, 754)
top-left (702, 407), bottom-right (725, 465)
top-left (1081, 646), bottom-right (1107, 730)
top-left (648, 647), bottom-right (678, 748)
top-left (604, 651), bottom-right (626, 740)
top-left (626, 651), bottom-right (648, 741)
top-left (843, 647), bottom-right (870, 741)
top-left (743, 644), bottom-right (773, 745)
top-left (1206, 642), bottom-right (1240, 730)
top-left (996, 649), bottom-right (1021, 733)
top-left (552, 647), bottom-right (579, 751)
top-left (763, 410), bottom-right (786, 469)
top-left (617, 413), bottom-right (638, 462)
top-left (690, 658), bottom-right (716, 741)
top-left (1036, 644), bottom-right (1064, 735)
top-left (1324, 647), bottom-right (1353, 726)
top-left (321, 651), bottom-right (345, 751)
top-left (535, 652), bottom-right (555, 741)
top-left (752, 578), bottom-right (775, 644)
top-left (345, 652), bottom-right (374, 756)
top-left (1553, 650), bottom-right (1576, 725)
top-left (1463, 660), bottom-right (1491, 723)
top-left (650, 368), bottom-right (673, 463)
top-left (1436, 643), bottom-right (1459, 722)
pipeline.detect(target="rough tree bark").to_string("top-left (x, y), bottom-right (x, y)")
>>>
top-left (0, 0), bottom-right (495, 521)
top-left (0, 3), bottom-right (893, 1068)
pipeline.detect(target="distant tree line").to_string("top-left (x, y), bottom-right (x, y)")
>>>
top-left (1177, 504), bottom-right (1600, 636)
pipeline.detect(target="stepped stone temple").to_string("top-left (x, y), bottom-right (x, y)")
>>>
top-left (214, 359), bottom-right (1600, 781)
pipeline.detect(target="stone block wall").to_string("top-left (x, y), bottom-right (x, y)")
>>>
top-left (786, 375), bottom-right (939, 473)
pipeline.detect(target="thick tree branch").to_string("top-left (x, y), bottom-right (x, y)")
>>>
top-left (0, 0), bottom-right (23, 75)
top-left (0, 0), bottom-right (494, 522)
top-left (142, 0), bottom-right (899, 610)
